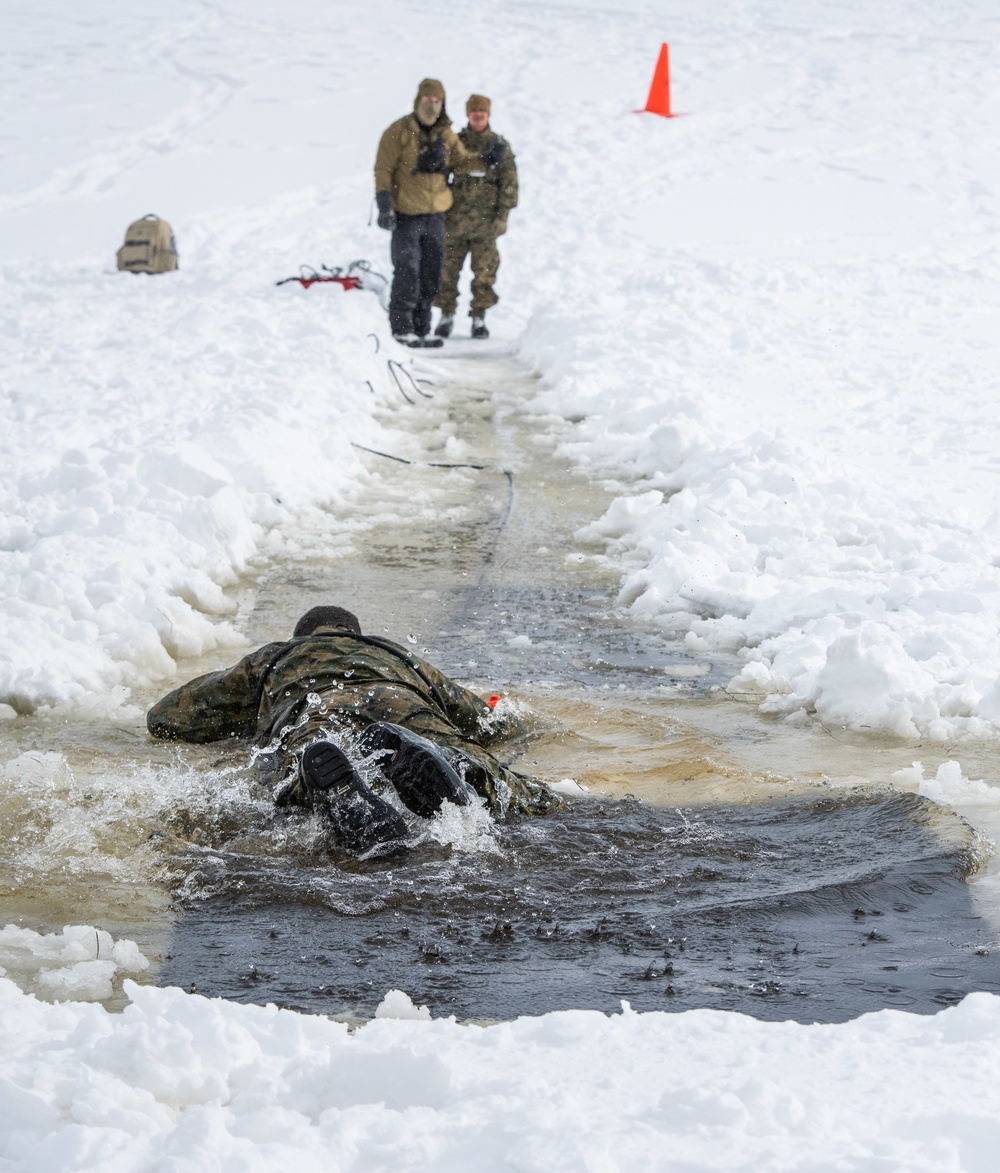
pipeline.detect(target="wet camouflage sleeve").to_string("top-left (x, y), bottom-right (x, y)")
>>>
top-left (146, 642), bottom-right (284, 742)
top-left (409, 654), bottom-right (493, 738)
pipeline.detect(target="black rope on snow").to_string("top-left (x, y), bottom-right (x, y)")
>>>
top-left (388, 359), bottom-right (433, 400)
top-left (493, 468), bottom-right (516, 535)
top-left (427, 457), bottom-right (492, 471)
top-left (348, 442), bottom-right (515, 569)
top-left (386, 360), bottom-right (415, 404)
top-left (350, 442), bottom-right (412, 466)
top-left (349, 441), bottom-right (492, 471)
top-left (367, 332), bottom-right (380, 354)
top-left (365, 380), bottom-right (375, 395)
top-left (275, 264), bottom-right (323, 287)
top-left (345, 259), bottom-right (389, 285)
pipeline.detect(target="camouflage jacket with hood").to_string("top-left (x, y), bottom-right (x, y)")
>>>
top-left (448, 125), bottom-right (518, 237)
top-left (375, 80), bottom-right (470, 217)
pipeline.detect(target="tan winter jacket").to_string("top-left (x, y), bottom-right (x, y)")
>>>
top-left (375, 110), bottom-right (469, 216)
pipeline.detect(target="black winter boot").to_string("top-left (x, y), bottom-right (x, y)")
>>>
top-left (413, 301), bottom-right (433, 338)
top-left (434, 315), bottom-right (454, 338)
top-left (358, 723), bottom-right (472, 818)
top-left (471, 315), bottom-right (489, 339)
top-left (301, 741), bottom-right (409, 855)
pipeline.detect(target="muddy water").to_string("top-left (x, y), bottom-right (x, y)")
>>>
top-left (4, 344), bottom-right (1000, 1019)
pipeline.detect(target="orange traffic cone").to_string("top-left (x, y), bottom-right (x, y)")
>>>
top-left (640, 43), bottom-right (672, 118)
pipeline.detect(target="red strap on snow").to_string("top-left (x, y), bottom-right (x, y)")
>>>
top-left (291, 275), bottom-right (362, 291)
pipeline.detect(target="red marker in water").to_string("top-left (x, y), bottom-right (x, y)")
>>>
top-left (488, 695), bottom-right (501, 709)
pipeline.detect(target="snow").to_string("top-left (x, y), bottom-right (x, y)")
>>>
top-left (3, 0), bottom-right (1000, 1166)
top-left (373, 989), bottom-right (432, 1021)
top-left (0, 925), bottom-right (149, 1004)
top-left (4, 968), bottom-right (1000, 1170)
top-left (0, 254), bottom-right (400, 715)
top-left (515, 0), bottom-right (1000, 742)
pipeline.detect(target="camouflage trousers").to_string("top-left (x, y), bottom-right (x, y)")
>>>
top-left (262, 683), bottom-right (553, 818)
top-left (436, 231), bottom-right (500, 317)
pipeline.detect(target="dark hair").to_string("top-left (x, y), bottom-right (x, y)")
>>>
top-left (293, 606), bottom-right (362, 638)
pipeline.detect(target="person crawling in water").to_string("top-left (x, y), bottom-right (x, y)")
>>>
top-left (146, 605), bottom-right (555, 855)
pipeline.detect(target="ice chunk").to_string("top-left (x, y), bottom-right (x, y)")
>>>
top-left (374, 989), bottom-right (431, 1020)
top-left (35, 959), bottom-right (118, 1002)
top-left (0, 924), bottom-right (150, 1002)
top-left (548, 778), bottom-right (588, 795)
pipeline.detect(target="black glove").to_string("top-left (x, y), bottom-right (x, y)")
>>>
top-left (481, 140), bottom-right (507, 170)
top-left (415, 140), bottom-right (447, 174)
top-left (375, 191), bottom-right (395, 231)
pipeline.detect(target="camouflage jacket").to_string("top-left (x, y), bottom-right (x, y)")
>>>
top-left (447, 126), bottom-right (518, 236)
top-left (147, 626), bottom-right (491, 746)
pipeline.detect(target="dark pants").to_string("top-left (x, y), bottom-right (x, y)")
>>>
top-left (389, 213), bottom-right (446, 336)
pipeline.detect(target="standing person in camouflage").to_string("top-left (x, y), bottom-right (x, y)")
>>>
top-left (435, 95), bottom-right (518, 341)
top-left (147, 605), bottom-right (555, 856)
top-left (374, 79), bottom-right (469, 347)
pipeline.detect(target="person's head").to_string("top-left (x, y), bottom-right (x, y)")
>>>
top-left (414, 78), bottom-right (445, 127)
top-left (466, 93), bottom-right (490, 133)
top-left (293, 606), bottom-right (362, 638)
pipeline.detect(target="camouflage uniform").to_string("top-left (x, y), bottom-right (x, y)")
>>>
top-left (436, 125), bottom-right (518, 318)
top-left (147, 625), bottom-right (553, 817)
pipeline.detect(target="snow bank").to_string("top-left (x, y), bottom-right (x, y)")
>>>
top-left (515, 0), bottom-right (1000, 740)
top-left (3, 979), bottom-right (1000, 1170)
top-left (893, 760), bottom-right (1000, 909)
top-left (0, 925), bottom-right (148, 1003)
top-left (0, 260), bottom-right (399, 715)
top-left (0, 2), bottom-right (435, 715)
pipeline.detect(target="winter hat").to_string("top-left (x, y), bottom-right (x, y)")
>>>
top-left (293, 606), bottom-right (362, 637)
top-left (466, 94), bottom-right (491, 114)
top-left (416, 78), bottom-right (446, 102)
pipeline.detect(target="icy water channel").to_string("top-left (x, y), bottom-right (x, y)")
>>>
top-left (4, 345), bottom-right (1000, 1020)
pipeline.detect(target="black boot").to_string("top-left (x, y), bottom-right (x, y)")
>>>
top-left (301, 741), bottom-right (409, 855)
top-left (358, 723), bottom-right (471, 818)
top-left (471, 315), bottom-right (489, 339)
top-left (434, 314), bottom-right (454, 338)
top-left (413, 301), bottom-right (433, 338)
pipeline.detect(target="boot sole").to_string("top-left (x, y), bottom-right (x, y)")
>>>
top-left (359, 723), bottom-right (471, 818)
top-left (301, 741), bottom-right (410, 854)
top-left (301, 741), bottom-right (360, 794)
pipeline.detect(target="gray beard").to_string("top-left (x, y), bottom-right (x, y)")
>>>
top-left (415, 105), bottom-right (440, 127)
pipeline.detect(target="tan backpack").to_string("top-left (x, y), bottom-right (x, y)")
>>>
top-left (116, 214), bottom-right (178, 274)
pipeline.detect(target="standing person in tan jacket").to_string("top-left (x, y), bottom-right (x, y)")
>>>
top-left (374, 79), bottom-right (466, 347)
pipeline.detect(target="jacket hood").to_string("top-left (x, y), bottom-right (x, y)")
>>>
top-left (413, 77), bottom-right (448, 124)
top-left (416, 77), bottom-right (445, 101)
